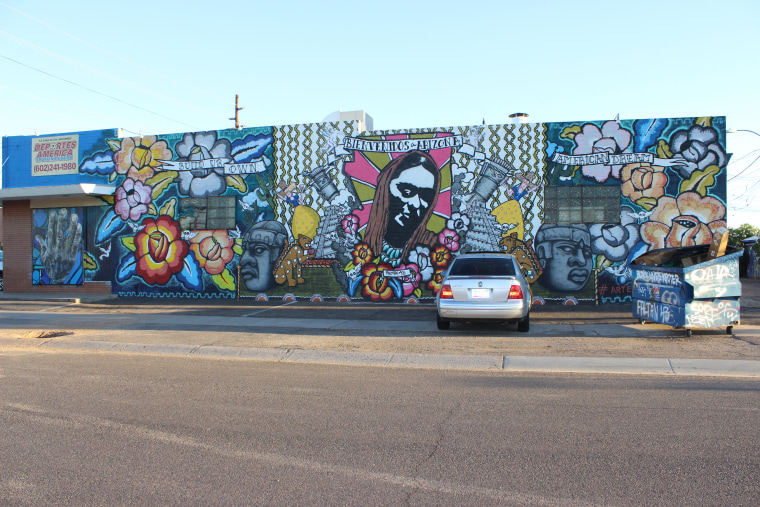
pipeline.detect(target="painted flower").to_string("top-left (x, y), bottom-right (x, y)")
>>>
top-left (408, 246), bottom-right (434, 281)
top-left (189, 230), bottom-right (235, 275)
top-left (114, 136), bottom-right (172, 182)
top-left (398, 263), bottom-right (421, 297)
top-left (573, 121), bottom-right (632, 182)
top-left (114, 178), bottom-right (152, 221)
top-left (431, 245), bottom-right (451, 268)
top-left (341, 213), bottom-right (360, 234)
top-left (352, 243), bottom-right (374, 267)
top-left (620, 163), bottom-right (668, 208)
top-left (589, 207), bottom-right (640, 263)
top-left (447, 213), bottom-right (470, 234)
top-left (668, 125), bottom-right (727, 178)
top-left (438, 229), bottom-right (460, 252)
top-left (426, 268), bottom-right (446, 294)
top-left (361, 262), bottom-right (394, 302)
top-left (175, 131), bottom-right (232, 197)
top-left (134, 215), bottom-right (189, 285)
top-left (640, 192), bottom-right (726, 249)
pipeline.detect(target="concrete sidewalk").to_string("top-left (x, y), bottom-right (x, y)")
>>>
top-left (1, 293), bottom-right (760, 377)
top-left (4, 335), bottom-right (759, 378)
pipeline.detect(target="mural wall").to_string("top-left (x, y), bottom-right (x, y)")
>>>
top-left (3, 116), bottom-right (728, 304)
top-left (32, 207), bottom-right (84, 285)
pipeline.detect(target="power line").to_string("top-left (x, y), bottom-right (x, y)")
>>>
top-left (0, 112), bottom-right (57, 132)
top-left (0, 30), bottom-right (228, 122)
top-left (727, 152), bottom-right (760, 182)
top-left (0, 53), bottom-right (201, 130)
top-left (727, 148), bottom-right (760, 165)
top-left (0, 1), bottom-right (230, 106)
top-left (0, 84), bottom-right (156, 134)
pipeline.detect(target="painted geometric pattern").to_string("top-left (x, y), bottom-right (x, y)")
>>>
top-left (272, 120), bottom-right (358, 228)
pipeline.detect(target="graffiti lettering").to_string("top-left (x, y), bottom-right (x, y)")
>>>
top-left (689, 264), bottom-right (734, 282)
top-left (552, 153), bottom-right (608, 166)
top-left (660, 290), bottom-right (679, 306)
top-left (636, 300), bottom-right (675, 325)
top-left (637, 300), bottom-right (655, 319)
top-left (551, 152), bottom-right (654, 166)
top-left (599, 283), bottom-right (632, 296)
top-left (160, 158), bottom-right (267, 175)
top-left (382, 268), bottom-right (414, 279)
top-left (686, 300), bottom-right (739, 328)
top-left (634, 270), bottom-right (682, 287)
top-left (608, 153), bottom-right (655, 165)
top-left (225, 161), bottom-right (268, 175)
top-left (343, 136), bottom-right (463, 153)
top-left (694, 284), bottom-right (728, 298)
top-left (161, 158), bottom-right (229, 171)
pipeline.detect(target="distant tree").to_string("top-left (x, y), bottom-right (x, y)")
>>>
top-left (728, 224), bottom-right (760, 255)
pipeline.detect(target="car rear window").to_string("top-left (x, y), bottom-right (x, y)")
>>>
top-left (449, 257), bottom-right (515, 277)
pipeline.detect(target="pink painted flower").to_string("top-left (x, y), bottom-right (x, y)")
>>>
top-left (114, 178), bottom-right (152, 221)
top-left (341, 213), bottom-right (360, 234)
top-left (438, 229), bottom-right (460, 252)
top-left (398, 263), bottom-right (421, 296)
top-left (573, 121), bottom-right (632, 182)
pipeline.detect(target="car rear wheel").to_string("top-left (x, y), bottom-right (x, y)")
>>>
top-left (517, 313), bottom-right (529, 332)
top-left (437, 314), bottom-right (450, 330)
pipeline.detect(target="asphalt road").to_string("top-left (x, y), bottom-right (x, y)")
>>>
top-left (2, 350), bottom-right (759, 506)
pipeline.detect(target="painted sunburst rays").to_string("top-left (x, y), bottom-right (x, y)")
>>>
top-left (343, 133), bottom-right (454, 236)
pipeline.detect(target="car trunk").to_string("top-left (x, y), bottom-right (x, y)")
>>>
top-left (445, 276), bottom-right (519, 303)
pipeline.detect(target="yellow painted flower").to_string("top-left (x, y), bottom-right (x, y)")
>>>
top-left (114, 136), bottom-right (172, 182)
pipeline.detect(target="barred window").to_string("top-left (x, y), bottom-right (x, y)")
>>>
top-left (178, 196), bottom-right (235, 230)
top-left (544, 185), bottom-right (620, 224)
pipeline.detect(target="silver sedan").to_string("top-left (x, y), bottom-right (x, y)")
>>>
top-left (436, 252), bottom-right (532, 331)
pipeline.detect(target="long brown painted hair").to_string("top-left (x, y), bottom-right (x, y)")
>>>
top-left (364, 150), bottom-right (441, 259)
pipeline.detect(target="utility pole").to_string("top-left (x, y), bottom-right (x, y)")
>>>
top-left (230, 95), bottom-right (244, 129)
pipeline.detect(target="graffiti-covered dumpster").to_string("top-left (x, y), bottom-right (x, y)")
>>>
top-left (631, 244), bottom-right (742, 336)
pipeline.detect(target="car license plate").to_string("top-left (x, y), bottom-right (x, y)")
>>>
top-left (470, 288), bottom-right (490, 299)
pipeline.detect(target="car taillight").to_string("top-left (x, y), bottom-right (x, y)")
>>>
top-left (440, 284), bottom-right (453, 299)
top-left (508, 284), bottom-right (523, 299)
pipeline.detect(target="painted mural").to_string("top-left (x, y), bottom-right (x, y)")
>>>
top-left (17, 116), bottom-right (727, 303)
top-left (32, 207), bottom-right (84, 285)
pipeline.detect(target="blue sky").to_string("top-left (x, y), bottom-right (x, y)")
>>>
top-left (1, 0), bottom-right (758, 225)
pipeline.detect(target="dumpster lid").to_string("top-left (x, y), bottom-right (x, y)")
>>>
top-left (631, 245), bottom-right (741, 268)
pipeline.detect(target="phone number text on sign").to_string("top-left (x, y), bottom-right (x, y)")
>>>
top-left (32, 135), bottom-right (80, 176)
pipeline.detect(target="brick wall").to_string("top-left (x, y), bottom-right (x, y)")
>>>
top-left (1, 200), bottom-right (111, 294)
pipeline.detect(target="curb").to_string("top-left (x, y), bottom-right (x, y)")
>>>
top-left (3, 338), bottom-right (760, 378)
